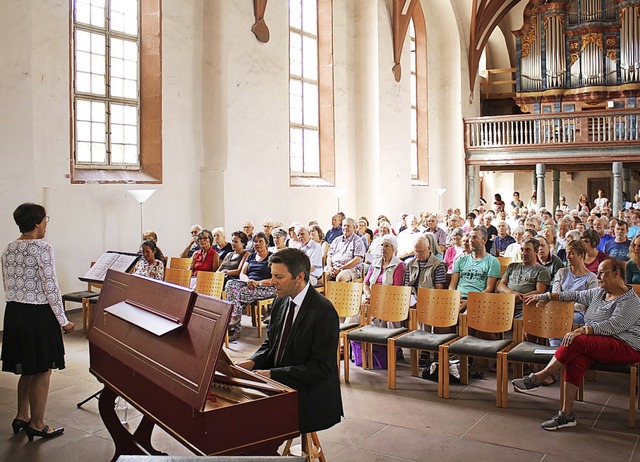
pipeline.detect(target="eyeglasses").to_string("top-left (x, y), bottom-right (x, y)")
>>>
top-left (191, 231), bottom-right (198, 235)
top-left (45, 216), bottom-right (50, 223)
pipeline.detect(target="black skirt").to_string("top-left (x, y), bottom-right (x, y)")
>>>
top-left (1, 301), bottom-right (66, 375)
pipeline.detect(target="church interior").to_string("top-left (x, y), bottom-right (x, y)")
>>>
top-left (1, 0), bottom-right (640, 460)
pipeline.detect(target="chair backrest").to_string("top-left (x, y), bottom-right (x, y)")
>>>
top-left (521, 300), bottom-right (575, 339)
top-left (415, 288), bottom-right (461, 328)
top-left (466, 292), bottom-right (516, 334)
top-left (195, 271), bottom-right (225, 298)
top-left (326, 281), bottom-right (363, 318)
top-left (164, 268), bottom-right (192, 287)
top-left (631, 284), bottom-right (640, 297)
top-left (497, 256), bottom-right (513, 278)
top-left (368, 284), bottom-right (412, 323)
top-left (168, 257), bottom-right (192, 270)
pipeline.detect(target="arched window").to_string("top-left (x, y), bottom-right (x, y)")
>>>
top-left (289, 0), bottom-right (335, 185)
top-left (410, 4), bottom-right (428, 184)
top-left (70, 0), bottom-right (162, 183)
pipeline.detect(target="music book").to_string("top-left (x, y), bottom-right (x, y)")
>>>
top-left (104, 300), bottom-right (183, 336)
top-left (80, 251), bottom-right (140, 283)
top-left (533, 349), bottom-right (557, 355)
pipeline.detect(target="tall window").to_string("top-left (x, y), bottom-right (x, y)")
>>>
top-left (410, 4), bottom-right (428, 184)
top-left (410, 20), bottom-right (418, 179)
top-left (289, 0), bottom-right (335, 185)
top-left (72, 0), bottom-right (139, 167)
top-left (70, 0), bottom-right (162, 183)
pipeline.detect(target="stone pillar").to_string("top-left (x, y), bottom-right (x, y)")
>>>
top-left (624, 167), bottom-right (631, 203)
top-left (536, 163), bottom-right (546, 208)
top-left (613, 162), bottom-right (623, 216)
top-left (467, 165), bottom-right (478, 212)
top-left (552, 169), bottom-right (560, 212)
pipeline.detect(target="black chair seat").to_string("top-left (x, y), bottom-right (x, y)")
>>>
top-left (507, 342), bottom-right (556, 364)
top-left (592, 362), bottom-right (633, 373)
top-left (62, 291), bottom-right (99, 303)
top-left (395, 330), bottom-right (457, 351)
top-left (448, 336), bottom-right (512, 358)
top-left (340, 322), bottom-right (360, 331)
top-left (347, 325), bottom-right (408, 344)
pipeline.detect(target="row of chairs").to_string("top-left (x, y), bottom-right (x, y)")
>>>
top-left (327, 283), bottom-right (639, 427)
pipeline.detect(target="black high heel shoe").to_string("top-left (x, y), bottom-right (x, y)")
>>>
top-left (25, 425), bottom-right (64, 441)
top-left (11, 419), bottom-right (28, 434)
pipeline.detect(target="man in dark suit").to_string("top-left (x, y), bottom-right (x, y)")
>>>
top-left (237, 248), bottom-right (343, 433)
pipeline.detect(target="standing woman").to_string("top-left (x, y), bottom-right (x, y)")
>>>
top-left (1, 203), bottom-right (74, 440)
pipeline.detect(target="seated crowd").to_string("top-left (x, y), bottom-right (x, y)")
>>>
top-left (130, 190), bottom-right (640, 431)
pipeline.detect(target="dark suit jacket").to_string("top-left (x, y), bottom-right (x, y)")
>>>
top-left (250, 285), bottom-right (343, 433)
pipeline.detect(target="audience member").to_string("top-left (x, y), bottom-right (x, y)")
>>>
top-left (133, 239), bottom-right (164, 280)
top-left (363, 235), bottom-right (405, 301)
top-left (491, 220), bottom-right (515, 256)
top-left (626, 234), bottom-right (640, 284)
top-left (296, 225), bottom-right (323, 286)
top-left (212, 227), bottom-right (233, 261)
top-left (189, 229), bottom-right (220, 281)
top-left (262, 218), bottom-right (275, 247)
top-left (511, 191), bottom-right (524, 209)
top-left (535, 235), bottom-right (564, 281)
top-left (325, 218), bottom-right (365, 282)
top-left (179, 224), bottom-right (202, 258)
top-left (218, 230), bottom-right (249, 282)
top-left (443, 228), bottom-right (465, 272)
top-left (581, 229), bottom-right (611, 273)
top-left (242, 220), bottom-right (256, 252)
top-left (604, 219), bottom-right (631, 261)
top-left (325, 214), bottom-right (343, 244)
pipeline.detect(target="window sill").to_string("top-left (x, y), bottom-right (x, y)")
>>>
top-left (412, 179), bottom-right (429, 187)
top-left (70, 168), bottom-right (161, 184)
top-left (290, 176), bottom-right (334, 187)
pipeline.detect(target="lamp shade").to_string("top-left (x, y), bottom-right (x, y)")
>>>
top-left (127, 189), bottom-right (156, 204)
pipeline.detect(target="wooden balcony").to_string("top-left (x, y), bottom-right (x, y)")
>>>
top-left (464, 108), bottom-right (640, 168)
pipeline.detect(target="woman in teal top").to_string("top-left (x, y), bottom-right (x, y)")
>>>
top-left (626, 235), bottom-right (640, 284)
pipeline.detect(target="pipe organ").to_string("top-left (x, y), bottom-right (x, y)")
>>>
top-left (514, 0), bottom-right (640, 110)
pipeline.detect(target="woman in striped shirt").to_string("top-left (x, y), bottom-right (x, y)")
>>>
top-left (513, 259), bottom-right (640, 431)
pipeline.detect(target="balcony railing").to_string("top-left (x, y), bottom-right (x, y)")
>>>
top-left (465, 109), bottom-right (640, 151)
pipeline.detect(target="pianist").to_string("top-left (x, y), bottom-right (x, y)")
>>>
top-left (237, 248), bottom-right (343, 433)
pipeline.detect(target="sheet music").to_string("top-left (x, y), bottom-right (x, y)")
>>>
top-left (104, 301), bottom-right (182, 336)
top-left (81, 251), bottom-right (140, 282)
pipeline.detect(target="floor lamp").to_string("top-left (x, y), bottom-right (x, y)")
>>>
top-left (127, 189), bottom-right (156, 240)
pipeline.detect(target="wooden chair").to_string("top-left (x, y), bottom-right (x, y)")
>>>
top-left (167, 257), bottom-right (192, 270)
top-left (62, 262), bottom-right (101, 311)
top-left (497, 256), bottom-right (513, 278)
top-left (282, 432), bottom-right (326, 461)
top-left (497, 300), bottom-right (574, 408)
top-left (388, 288), bottom-right (461, 396)
top-left (194, 271), bottom-right (225, 298)
top-left (441, 291), bottom-right (516, 406)
top-left (164, 268), bottom-right (192, 287)
top-left (248, 297), bottom-right (274, 338)
top-left (325, 281), bottom-right (364, 377)
top-left (343, 284), bottom-right (412, 383)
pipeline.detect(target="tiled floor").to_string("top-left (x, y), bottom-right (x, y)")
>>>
top-left (0, 310), bottom-right (638, 462)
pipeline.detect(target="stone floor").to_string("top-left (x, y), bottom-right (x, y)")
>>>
top-left (0, 309), bottom-right (638, 461)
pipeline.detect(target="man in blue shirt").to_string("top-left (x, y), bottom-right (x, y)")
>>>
top-left (604, 219), bottom-right (630, 261)
top-left (325, 214), bottom-right (343, 244)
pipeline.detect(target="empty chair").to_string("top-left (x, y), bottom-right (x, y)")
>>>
top-left (498, 300), bottom-right (574, 408)
top-left (343, 284), bottom-right (412, 383)
top-left (194, 271), bottom-right (225, 298)
top-left (164, 268), bottom-right (192, 287)
top-left (62, 261), bottom-right (100, 310)
top-left (325, 281), bottom-right (364, 376)
top-left (388, 288), bottom-right (461, 396)
top-left (168, 257), bottom-right (192, 270)
top-left (441, 291), bottom-right (516, 406)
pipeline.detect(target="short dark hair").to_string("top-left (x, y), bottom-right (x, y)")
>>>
top-left (522, 237), bottom-right (540, 252)
top-left (232, 230), bottom-right (249, 246)
top-left (471, 226), bottom-right (487, 240)
top-left (13, 203), bottom-right (46, 233)
top-left (269, 248), bottom-right (310, 282)
top-left (566, 239), bottom-right (587, 258)
top-left (197, 229), bottom-right (213, 244)
top-left (580, 229), bottom-right (600, 248)
top-left (253, 231), bottom-right (269, 244)
top-left (141, 239), bottom-right (158, 252)
top-left (614, 218), bottom-right (629, 229)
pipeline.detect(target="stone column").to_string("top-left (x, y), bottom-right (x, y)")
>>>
top-left (613, 162), bottom-right (623, 216)
top-left (552, 169), bottom-right (560, 212)
top-left (624, 167), bottom-right (631, 203)
top-left (467, 165), bottom-right (478, 212)
top-left (536, 163), bottom-right (546, 208)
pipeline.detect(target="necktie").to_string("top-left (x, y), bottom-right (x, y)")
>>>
top-left (275, 299), bottom-right (295, 366)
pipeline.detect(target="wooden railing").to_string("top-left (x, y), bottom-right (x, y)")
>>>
top-left (465, 109), bottom-right (640, 150)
